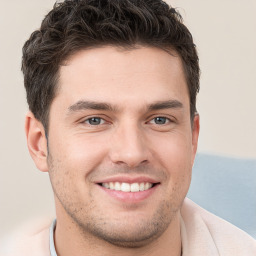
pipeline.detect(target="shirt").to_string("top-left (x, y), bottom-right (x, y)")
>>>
top-left (4, 198), bottom-right (256, 256)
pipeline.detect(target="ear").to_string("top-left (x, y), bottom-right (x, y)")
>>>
top-left (25, 111), bottom-right (49, 172)
top-left (191, 113), bottom-right (200, 161)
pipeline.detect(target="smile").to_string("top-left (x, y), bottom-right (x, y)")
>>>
top-left (97, 178), bottom-right (160, 203)
top-left (101, 182), bottom-right (153, 192)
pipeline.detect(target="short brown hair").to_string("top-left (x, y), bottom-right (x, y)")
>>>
top-left (22, 0), bottom-right (200, 132)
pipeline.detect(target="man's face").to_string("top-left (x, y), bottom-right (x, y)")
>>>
top-left (46, 46), bottom-right (199, 246)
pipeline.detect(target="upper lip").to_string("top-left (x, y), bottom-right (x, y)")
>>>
top-left (95, 176), bottom-right (160, 184)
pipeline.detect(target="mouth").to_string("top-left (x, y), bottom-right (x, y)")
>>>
top-left (95, 176), bottom-right (161, 203)
top-left (98, 182), bottom-right (160, 192)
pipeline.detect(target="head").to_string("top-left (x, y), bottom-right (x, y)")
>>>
top-left (23, 0), bottom-right (200, 250)
top-left (22, 0), bottom-right (199, 133)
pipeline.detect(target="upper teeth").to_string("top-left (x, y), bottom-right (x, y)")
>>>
top-left (102, 182), bottom-right (153, 192)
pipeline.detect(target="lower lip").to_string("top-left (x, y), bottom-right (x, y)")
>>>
top-left (98, 184), bottom-right (159, 203)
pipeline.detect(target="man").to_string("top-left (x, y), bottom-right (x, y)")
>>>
top-left (8, 0), bottom-right (256, 255)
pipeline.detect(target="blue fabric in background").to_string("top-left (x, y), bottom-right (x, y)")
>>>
top-left (187, 153), bottom-right (256, 239)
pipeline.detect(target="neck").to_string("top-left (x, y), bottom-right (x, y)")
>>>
top-left (54, 203), bottom-right (182, 256)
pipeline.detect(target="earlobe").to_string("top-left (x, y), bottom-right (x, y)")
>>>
top-left (25, 111), bottom-right (49, 172)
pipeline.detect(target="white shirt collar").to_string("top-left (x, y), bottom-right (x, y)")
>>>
top-left (50, 219), bottom-right (57, 256)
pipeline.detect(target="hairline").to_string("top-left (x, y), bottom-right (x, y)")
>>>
top-left (44, 43), bottom-right (196, 133)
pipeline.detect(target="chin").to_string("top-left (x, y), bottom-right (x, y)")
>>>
top-left (73, 201), bottom-right (180, 248)
top-left (86, 223), bottom-right (166, 248)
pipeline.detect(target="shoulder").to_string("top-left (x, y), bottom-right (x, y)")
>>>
top-left (0, 217), bottom-right (53, 256)
top-left (181, 198), bottom-right (256, 255)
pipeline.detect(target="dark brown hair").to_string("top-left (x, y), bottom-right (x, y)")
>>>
top-left (22, 0), bottom-right (200, 132)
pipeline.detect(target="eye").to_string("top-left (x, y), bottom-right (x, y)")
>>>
top-left (85, 117), bottom-right (105, 125)
top-left (150, 117), bottom-right (170, 125)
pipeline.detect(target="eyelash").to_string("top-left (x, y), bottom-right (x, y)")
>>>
top-left (84, 117), bottom-right (107, 126)
top-left (148, 116), bottom-right (172, 125)
top-left (83, 116), bottom-right (173, 126)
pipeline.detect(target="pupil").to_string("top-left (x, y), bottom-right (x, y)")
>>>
top-left (155, 117), bottom-right (166, 124)
top-left (89, 117), bottom-right (101, 125)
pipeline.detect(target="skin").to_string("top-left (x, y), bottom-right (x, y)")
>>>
top-left (25, 46), bottom-right (199, 256)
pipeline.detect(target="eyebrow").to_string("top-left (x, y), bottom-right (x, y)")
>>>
top-left (67, 99), bottom-right (183, 114)
top-left (148, 100), bottom-right (183, 111)
top-left (68, 100), bottom-right (117, 113)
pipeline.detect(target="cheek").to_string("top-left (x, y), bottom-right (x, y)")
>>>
top-left (49, 133), bottom-right (110, 178)
top-left (151, 132), bottom-right (193, 185)
top-left (154, 130), bottom-right (193, 164)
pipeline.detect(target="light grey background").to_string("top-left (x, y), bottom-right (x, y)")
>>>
top-left (0, 0), bottom-right (255, 238)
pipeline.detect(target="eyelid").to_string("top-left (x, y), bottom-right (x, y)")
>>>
top-left (79, 115), bottom-right (110, 125)
top-left (149, 118), bottom-right (170, 125)
top-left (84, 117), bottom-right (105, 125)
top-left (147, 115), bottom-right (175, 124)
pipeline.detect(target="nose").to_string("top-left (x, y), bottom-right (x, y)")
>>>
top-left (109, 123), bottom-right (150, 168)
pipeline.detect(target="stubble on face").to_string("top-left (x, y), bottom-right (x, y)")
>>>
top-left (44, 47), bottom-right (196, 252)
top-left (47, 152), bottom-right (189, 248)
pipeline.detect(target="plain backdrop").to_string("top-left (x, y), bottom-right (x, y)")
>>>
top-left (0, 0), bottom-right (255, 239)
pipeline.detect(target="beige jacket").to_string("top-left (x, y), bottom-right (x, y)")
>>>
top-left (2, 198), bottom-right (256, 256)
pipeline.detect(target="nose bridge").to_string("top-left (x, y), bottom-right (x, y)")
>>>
top-left (109, 120), bottom-right (149, 167)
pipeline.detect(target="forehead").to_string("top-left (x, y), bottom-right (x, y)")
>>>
top-left (56, 46), bottom-right (189, 110)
